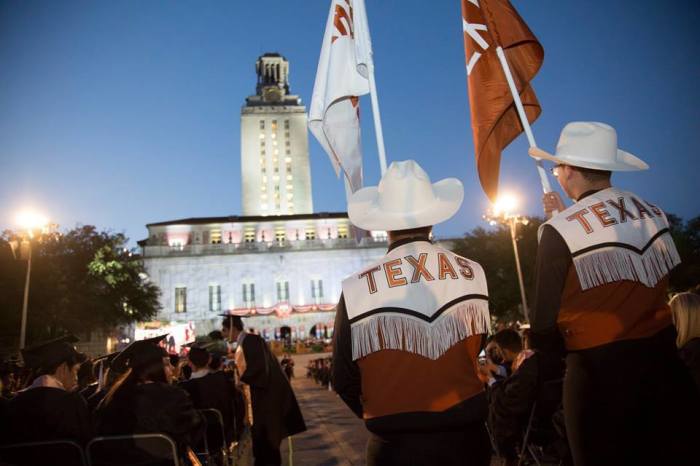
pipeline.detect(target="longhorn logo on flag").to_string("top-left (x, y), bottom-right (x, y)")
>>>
top-left (309, 0), bottom-right (372, 193)
top-left (461, 0), bottom-right (544, 201)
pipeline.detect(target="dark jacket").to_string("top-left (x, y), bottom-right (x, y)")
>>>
top-left (179, 371), bottom-right (245, 443)
top-left (488, 352), bottom-right (564, 454)
top-left (240, 333), bottom-right (306, 445)
top-left (95, 382), bottom-right (204, 458)
top-left (1, 386), bottom-right (93, 445)
top-left (679, 338), bottom-right (700, 395)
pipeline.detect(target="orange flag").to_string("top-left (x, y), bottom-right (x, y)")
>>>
top-left (461, 0), bottom-right (543, 201)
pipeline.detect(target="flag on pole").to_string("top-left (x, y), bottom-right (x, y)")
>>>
top-left (461, 0), bottom-right (544, 201)
top-left (309, 0), bottom-right (372, 193)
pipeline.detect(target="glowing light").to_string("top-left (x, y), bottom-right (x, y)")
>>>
top-left (15, 210), bottom-right (48, 236)
top-left (493, 193), bottom-right (519, 217)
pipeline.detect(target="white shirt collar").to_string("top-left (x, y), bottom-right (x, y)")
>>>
top-left (190, 368), bottom-right (210, 380)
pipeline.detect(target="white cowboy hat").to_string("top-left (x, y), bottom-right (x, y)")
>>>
top-left (528, 121), bottom-right (649, 171)
top-left (347, 160), bottom-right (463, 231)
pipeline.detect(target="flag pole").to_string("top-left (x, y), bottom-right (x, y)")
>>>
top-left (495, 46), bottom-right (552, 194)
top-left (366, 61), bottom-right (388, 176)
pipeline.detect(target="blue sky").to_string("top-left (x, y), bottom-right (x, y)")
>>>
top-left (1, 0), bottom-right (698, 244)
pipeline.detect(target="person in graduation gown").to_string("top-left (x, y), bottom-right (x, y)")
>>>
top-left (1, 335), bottom-right (93, 446)
top-left (178, 345), bottom-right (244, 445)
top-left (222, 315), bottom-right (306, 466)
top-left (95, 335), bottom-right (204, 464)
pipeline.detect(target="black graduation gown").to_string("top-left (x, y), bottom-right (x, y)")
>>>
top-left (1, 386), bottom-right (93, 445)
top-left (79, 382), bottom-right (99, 402)
top-left (95, 382), bottom-right (204, 460)
top-left (240, 334), bottom-right (306, 448)
top-left (178, 371), bottom-right (245, 443)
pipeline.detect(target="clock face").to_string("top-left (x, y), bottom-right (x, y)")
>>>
top-left (263, 87), bottom-right (282, 102)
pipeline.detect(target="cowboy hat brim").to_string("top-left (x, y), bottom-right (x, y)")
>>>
top-left (348, 178), bottom-right (464, 231)
top-left (528, 147), bottom-right (649, 171)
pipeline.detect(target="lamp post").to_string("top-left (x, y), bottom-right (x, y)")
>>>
top-left (483, 194), bottom-right (530, 317)
top-left (11, 210), bottom-right (49, 349)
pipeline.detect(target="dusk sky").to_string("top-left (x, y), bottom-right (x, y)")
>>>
top-left (1, 1), bottom-right (698, 245)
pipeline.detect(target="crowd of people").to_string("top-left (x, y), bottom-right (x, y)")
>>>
top-left (306, 357), bottom-right (332, 389)
top-left (2, 122), bottom-right (700, 466)
top-left (0, 316), bottom-right (306, 466)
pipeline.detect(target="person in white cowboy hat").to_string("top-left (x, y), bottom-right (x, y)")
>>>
top-left (332, 160), bottom-right (492, 466)
top-left (527, 122), bottom-right (698, 466)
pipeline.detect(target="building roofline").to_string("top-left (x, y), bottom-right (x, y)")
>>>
top-left (146, 211), bottom-right (350, 228)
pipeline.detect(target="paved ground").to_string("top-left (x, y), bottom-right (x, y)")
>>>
top-left (280, 353), bottom-right (368, 466)
top-left (279, 353), bottom-right (503, 466)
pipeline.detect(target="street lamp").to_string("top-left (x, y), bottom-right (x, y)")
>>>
top-left (483, 193), bottom-right (530, 317)
top-left (11, 209), bottom-right (49, 350)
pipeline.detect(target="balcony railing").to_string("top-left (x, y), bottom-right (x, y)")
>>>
top-left (142, 237), bottom-right (387, 257)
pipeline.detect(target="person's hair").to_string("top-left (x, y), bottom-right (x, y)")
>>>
top-left (670, 292), bottom-right (700, 348)
top-left (223, 316), bottom-right (244, 331)
top-left (102, 357), bottom-right (167, 406)
top-left (491, 329), bottom-right (523, 353)
top-left (77, 360), bottom-right (96, 387)
top-left (36, 350), bottom-right (81, 377)
top-left (387, 225), bottom-right (433, 237)
top-left (573, 166), bottom-right (611, 183)
top-left (208, 330), bottom-right (224, 341)
top-left (188, 348), bottom-right (209, 368)
top-left (209, 353), bottom-right (223, 371)
top-left (181, 365), bottom-right (192, 380)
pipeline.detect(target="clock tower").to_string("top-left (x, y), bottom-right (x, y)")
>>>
top-left (240, 53), bottom-right (313, 216)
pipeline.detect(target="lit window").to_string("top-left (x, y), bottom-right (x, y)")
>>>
top-left (338, 224), bottom-right (349, 239)
top-left (285, 157), bottom-right (292, 163)
top-left (286, 184), bottom-right (293, 191)
top-left (242, 283), bottom-right (255, 306)
top-left (271, 133), bottom-right (276, 139)
top-left (275, 230), bottom-right (285, 243)
top-left (244, 230), bottom-right (255, 243)
top-left (287, 193), bottom-right (293, 200)
top-left (261, 184), bottom-right (267, 191)
top-left (261, 193), bottom-right (268, 200)
top-left (311, 279), bottom-right (324, 300)
top-left (210, 230), bottom-right (222, 244)
top-left (305, 229), bottom-right (316, 240)
top-left (175, 287), bottom-right (187, 313)
top-left (274, 193), bottom-right (280, 200)
top-left (262, 175), bottom-right (267, 182)
top-left (276, 280), bottom-right (290, 301)
top-left (273, 175), bottom-right (280, 181)
top-left (259, 133), bottom-right (265, 139)
top-left (272, 140), bottom-right (277, 146)
top-left (271, 120), bottom-right (277, 129)
top-left (286, 174), bottom-right (293, 181)
top-left (209, 285), bottom-right (221, 312)
top-left (274, 148), bottom-right (279, 155)
top-left (261, 203), bottom-right (268, 209)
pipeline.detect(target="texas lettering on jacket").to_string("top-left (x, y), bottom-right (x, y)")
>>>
top-left (357, 252), bottom-right (475, 294)
top-left (564, 193), bottom-right (663, 234)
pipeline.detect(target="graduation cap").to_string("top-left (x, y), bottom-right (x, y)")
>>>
top-left (93, 351), bottom-right (121, 373)
top-left (111, 334), bottom-right (168, 371)
top-left (20, 334), bottom-right (81, 372)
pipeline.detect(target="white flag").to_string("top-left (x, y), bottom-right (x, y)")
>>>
top-left (309, 0), bottom-right (373, 193)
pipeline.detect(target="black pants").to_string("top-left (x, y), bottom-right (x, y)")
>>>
top-left (564, 326), bottom-right (700, 466)
top-left (366, 422), bottom-right (491, 466)
top-left (251, 427), bottom-right (282, 466)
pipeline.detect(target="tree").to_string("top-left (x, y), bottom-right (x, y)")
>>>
top-left (0, 225), bottom-right (160, 349)
top-left (451, 217), bottom-right (544, 323)
top-left (668, 214), bottom-right (700, 292)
